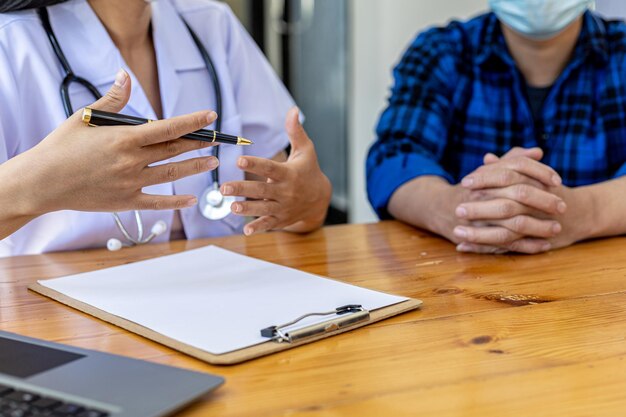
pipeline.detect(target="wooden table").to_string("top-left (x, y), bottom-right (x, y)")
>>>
top-left (1, 221), bottom-right (625, 416)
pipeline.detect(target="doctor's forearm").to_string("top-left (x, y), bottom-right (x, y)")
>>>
top-left (0, 161), bottom-right (38, 239)
top-left (0, 213), bottom-right (36, 240)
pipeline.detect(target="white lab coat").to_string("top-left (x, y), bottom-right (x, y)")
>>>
top-left (0, 0), bottom-right (294, 256)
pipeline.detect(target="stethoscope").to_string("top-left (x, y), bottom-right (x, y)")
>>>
top-left (37, 7), bottom-right (236, 251)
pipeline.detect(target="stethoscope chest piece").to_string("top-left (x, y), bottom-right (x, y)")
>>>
top-left (199, 183), bottom-right (235, 220)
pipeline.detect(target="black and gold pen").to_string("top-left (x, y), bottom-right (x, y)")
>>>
top-left (82, 108), bottom-right (253, 146)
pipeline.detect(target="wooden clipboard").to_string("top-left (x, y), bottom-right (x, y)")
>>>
top-left (29, 282), bottom-right (422, 365)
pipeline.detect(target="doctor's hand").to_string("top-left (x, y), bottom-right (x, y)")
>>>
top-left (15, 70), bottom-right (218, 216)
top-left (221, 107), bottom-right (332, 235)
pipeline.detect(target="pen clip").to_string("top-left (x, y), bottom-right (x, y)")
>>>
top-left (260, 304), bottom-right (370, 343)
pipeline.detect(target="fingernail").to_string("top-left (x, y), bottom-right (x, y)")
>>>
top-left (552, 174), bottom-right (562, 186)
top-left (222, 185), bottom-right (233, 195)
top-left (542, 243), bottom-right (552, 252)
top-left (552, 223), bottom-right (562, 234)
top-left (238, 158), bottom-right (249, 168)
top-left (232, 203), bottom-right (241, 213)
top-left (207, 157), bottom-right (219, 169)
top-left (208, 111), bottom-right (218, 123)
top-left (244, 226), bottom-right (253, 236)
top-left (185, 197), bottom-right (198, 207)
top-left (557, 201), bottom-right (567, 214)
top-left (456, 243), bottom-right (471, 252)
top-left (454, 226), bottom-right (468, 239)
top-left (456, 206), bottom-right (468, 218)
top-left (461, 177), bottom-right (474, 187)
top-left (114, 69), bottom-right (128, 87)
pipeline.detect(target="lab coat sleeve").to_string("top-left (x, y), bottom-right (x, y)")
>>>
top-left (221, 5), bottom-right (293, 159)
top-left (0, 60), bottom-right (9, 163)
top-left (0, 41), bottom-right (22, 256)
top-left (0, 41), bottom-right (20, 163)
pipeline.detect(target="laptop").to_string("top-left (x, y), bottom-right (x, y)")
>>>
top-left (0, 331), bottom-right (224, 417)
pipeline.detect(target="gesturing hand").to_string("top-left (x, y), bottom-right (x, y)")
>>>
top-left (16, 69), bottom-right (219, 216)
top-left (220, 107), bottom-right (331, 235)
top-left (453, 147), bottom-right (569, 254)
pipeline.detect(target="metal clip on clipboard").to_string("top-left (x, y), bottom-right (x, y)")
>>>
top-left (260, 304), bottom-right (370, 343)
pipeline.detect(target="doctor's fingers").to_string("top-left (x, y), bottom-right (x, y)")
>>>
top-left (231, 200), bottom-right (282, 218)
top-left (143, 138), bottom-right (216, 164)
top-left (243, 215), bottom-right (280, 236)
top-left (237, 156), bottom-right (290, 181)
top-left (220, 181), bottom-right (280, 201)
top-left (141, 156), bottom-right (219, 187)
top-left (88, 69), bottom-right (132, 113)
top-left (59, 70), bottom-right (132, 127)
top-left (131, 111), bottom-right (217, 146)
top-left (133, 193), bottom-right (199, 211)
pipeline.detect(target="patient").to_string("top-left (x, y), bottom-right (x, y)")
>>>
top-left (367, 0), bottom-right (626, 254)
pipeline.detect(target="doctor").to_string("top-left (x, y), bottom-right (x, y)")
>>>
top-left (0, 78), bottom-right (219, 240)
top-left (0, 0), bottom-right (331, 256)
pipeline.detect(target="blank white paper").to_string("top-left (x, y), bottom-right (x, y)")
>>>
top-left (38, 246), bottom-right (408, 355)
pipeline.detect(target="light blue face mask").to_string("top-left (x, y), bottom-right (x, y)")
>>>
top-left (489, 0), bottom-right (595, 40)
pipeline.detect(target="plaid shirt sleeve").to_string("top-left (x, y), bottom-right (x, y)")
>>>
top-left (366, 28), bottom-right (459, 218)
top-left (614, 163), bottom-right (626, 179)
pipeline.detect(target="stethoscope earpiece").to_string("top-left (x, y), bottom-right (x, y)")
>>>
top-left (107, 220), bottom-right (169, 252)
top-left (151, 220), bottom-right (168, 237)
top-left (107, 238), bottom-right (123, 252)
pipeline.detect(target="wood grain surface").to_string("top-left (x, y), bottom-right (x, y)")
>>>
top-left (1, 221), bottom-right (625, 416)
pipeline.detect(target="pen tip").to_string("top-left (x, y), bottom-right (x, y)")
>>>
top-left (238, 137), bottom-right (253, 146)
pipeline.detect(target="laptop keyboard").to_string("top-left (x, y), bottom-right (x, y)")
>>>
top-left (0, 384), bottom-right (109, 417)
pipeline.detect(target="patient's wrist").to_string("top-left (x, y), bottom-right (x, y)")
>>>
top-left (389, 176), bottom-right (460, 240)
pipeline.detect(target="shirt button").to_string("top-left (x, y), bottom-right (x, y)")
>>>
top-left (541, 132), bottom-right (550, 140)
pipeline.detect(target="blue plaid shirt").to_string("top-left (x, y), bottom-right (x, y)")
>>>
top-left (367, 12), bottom-right (626, 218)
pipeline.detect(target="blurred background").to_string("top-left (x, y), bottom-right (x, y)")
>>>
top-left (222, 0), bottom-right (625, 225)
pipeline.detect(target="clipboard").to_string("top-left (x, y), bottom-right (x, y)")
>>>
top-left (29, 246), bottom-right (422, 365)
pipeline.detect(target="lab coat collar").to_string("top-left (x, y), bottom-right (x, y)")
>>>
top-left (151, 0), bottom-right (206, 117)
top-left (47, 0), bottom-right (205, 118)
top-left (152, 0), bottom-right (206, 73)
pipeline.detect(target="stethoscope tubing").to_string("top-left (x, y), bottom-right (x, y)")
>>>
top-left (37, 6), bottom-right (228, 247)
